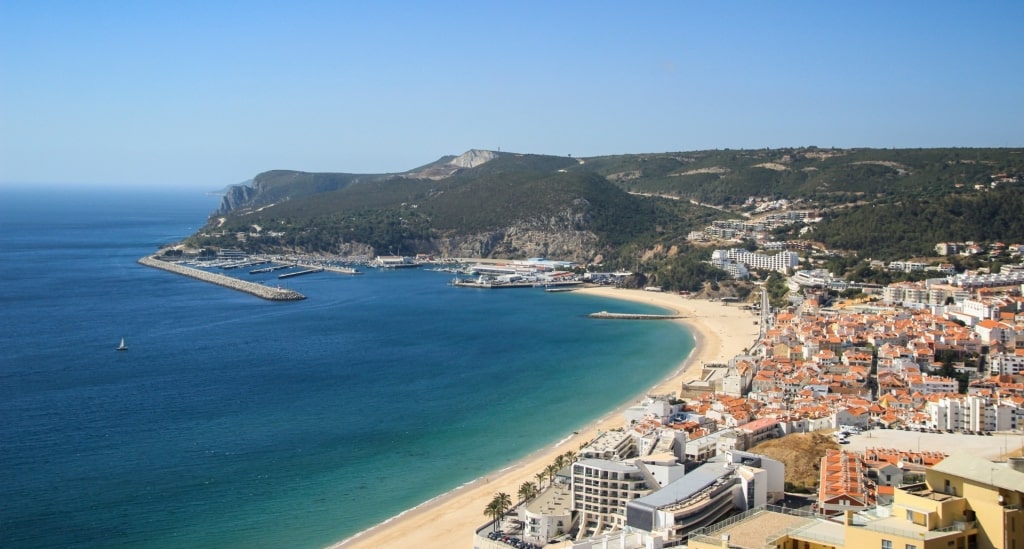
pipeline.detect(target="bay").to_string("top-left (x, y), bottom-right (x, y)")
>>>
top-left (0, 186), bottom-right (693, 548)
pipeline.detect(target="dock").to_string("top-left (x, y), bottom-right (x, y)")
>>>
top-left (138, 256), bottom-right (305, 301)
top-left (451, 279), bottom-right (536, 289)
top-left (278, 267), bottom-right (324, 279)
top-left (587, 311), bottom-right (684, 320)
top-left (250, 264), bottom-right (294, 274)
top-left (297, 264), bottom-right (363, 275)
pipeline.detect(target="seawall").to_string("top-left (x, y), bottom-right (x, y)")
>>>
top-left (138, 256), bottom-right (306, 301)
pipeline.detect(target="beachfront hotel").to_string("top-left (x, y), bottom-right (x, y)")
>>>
top-left (624, 450), bottom-right (784, 541)
top-left (687, 452), bottom-right (1024, 549)
top-left (571, 458), bottom-right (654, 538)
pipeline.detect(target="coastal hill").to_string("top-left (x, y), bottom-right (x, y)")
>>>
top-left (187, 147), bottom-right (1024, 286)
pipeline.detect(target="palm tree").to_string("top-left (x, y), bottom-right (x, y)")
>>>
top-left (518, 481), bottom-right (538, 502)
top-left (535, 471), bottom-right (547, 490)
top-left (553, 454), bottom-right (567, 471)
top-left (484, 500), bottom-right (501, 531)
top-left (495, 491), bottom-right (512, 516)
top-left (487, 492), bottom-right (512, 530)
top-left (545, 463), bottom-right (560, 486)
top-left (563, 450), bottom-right (577, 463)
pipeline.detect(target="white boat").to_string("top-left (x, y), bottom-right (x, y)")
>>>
top-left (116, 337), bottom-right (127, 351)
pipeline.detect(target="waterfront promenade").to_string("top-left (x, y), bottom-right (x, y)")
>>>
top-left (138, 255), bottom-right (306, 301)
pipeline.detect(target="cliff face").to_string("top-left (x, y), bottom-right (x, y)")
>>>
top-left (431, 204), bottom-right (600, 262)
top-left (434, 226), bottom-right (599, 262)
top-left (405, 149), bottom-right (500, 180)
top-left (216, 184), bottom-right (255, 215)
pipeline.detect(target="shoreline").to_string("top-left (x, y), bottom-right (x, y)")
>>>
top-left (331, 287), bottom-right (760, 549)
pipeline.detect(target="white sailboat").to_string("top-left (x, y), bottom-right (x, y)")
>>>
top-left (116, 337), bottom-right (127, 351)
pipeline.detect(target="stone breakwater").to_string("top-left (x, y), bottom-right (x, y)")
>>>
top-left (138, 256), bottom-right (306, 301)
top-left (587, 311), bottom-right (683, 319)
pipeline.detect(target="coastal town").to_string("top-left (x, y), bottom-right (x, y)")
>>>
top-left (142, 227), bottom-right (1024, 549)
top-left (129, 175), bottom-right (1024, 549)
top-left (460, 236), bottom-right (1024, 549)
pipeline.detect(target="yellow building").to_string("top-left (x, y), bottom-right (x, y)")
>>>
top-left (688, 453), bottom-right (1024, 549)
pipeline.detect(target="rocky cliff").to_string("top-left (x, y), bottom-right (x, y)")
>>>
top-left (216, 183), bottom-right (255, 215)
top-left (405, 149), bottom-right (501, 180)
top-left (433, 225), bottom-right (600, 262)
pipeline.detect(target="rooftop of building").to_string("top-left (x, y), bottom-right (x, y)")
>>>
top-left (929, 452), bottom-right (1024, 493)
top-left (524, 484), bottom-right (571, 517)
top-left (688, 505), bottom-right (819, 549)
top-left (630, 460), bottom-right (735, 511)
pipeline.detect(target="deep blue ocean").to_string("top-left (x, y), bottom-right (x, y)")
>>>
top-left (0, 186), bottom-right (693, 548)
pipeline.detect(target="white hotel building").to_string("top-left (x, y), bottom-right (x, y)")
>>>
top-left (711, 248), bottom-right (799, 276)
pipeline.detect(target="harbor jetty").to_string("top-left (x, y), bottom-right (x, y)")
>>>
top-left (587, 311), bottom-right (684, 320)
top-left (138, 256), bottom-right (306, 301)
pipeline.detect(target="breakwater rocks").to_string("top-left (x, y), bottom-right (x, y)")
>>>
top-left (588, 311), bottom-right (683, 320)
top-left (138, 256), bottom-right (306, 301)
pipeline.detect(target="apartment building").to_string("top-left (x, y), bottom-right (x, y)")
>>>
top-left (924, 393), bottom-right (1014, 433)
top-left (689, 452), bottom-right (1024, 549)
top-left (711, 248), bottom-right (799, 275)
top-left (990, 350), bottom-right (1024, 376)
top-left (570, 459), bottom-right (653, 539)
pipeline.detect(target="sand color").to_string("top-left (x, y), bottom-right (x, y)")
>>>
top-left (332, 288), bottom-right (761, 549)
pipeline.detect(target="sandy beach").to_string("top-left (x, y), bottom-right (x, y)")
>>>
top-left (332, 288), bottom-right (760, 549)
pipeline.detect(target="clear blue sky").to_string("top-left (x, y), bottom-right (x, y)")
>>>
top-left (2, 1), bottom-right (1022, 189)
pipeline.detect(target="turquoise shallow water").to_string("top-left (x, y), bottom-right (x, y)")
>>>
top-left (0, 186), bottom-right (693, 548)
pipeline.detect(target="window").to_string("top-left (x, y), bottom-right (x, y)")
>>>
top-left (881, 540), bottom-right (892, 549)
top-left (905, 544), bottom-right (916, 549)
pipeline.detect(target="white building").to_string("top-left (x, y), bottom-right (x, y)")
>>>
top-left (924, 394), bottom-right (1014, 432)
top-left (908, 375), bottom-right (958, 395)
top-left (711, 248), bottom-right (799, 275)
top-left (521, 485), bottom-right (573, 542)
top-left (621, 450), bottom-right (784, 544)
top-left (989, 351), bottom-right (1024, 376)
top-left (571, 459), bottom-right (654, 539)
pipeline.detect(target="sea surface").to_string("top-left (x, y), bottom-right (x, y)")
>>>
top-left (0, 186), bottom-right (694, 549)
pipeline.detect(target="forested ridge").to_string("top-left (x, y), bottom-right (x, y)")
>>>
top-left (186, 147), bottom-right (1024, 289)
top-left (808, 186), bottom-right (1024, 260)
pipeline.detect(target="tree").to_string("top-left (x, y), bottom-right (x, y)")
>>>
top-left (546, 464), bottom-right (560, 486)
top-left (494, 492), bottom-right (512, 517)
top-left (535, 471), bottom-right (547, 490)
top-left (484, 500), bottom-right (501, 531)
top-left (518, 481), bottom-right (538, 502)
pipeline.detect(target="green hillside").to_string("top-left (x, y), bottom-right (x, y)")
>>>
top-left (576, 148), bottom-right (1024, 206)
top-left (185, 147), bottom-right (1024, 290)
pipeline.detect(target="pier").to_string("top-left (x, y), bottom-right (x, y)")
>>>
top-left (250, 264), bottom-right (293, 274)
top-left (587, 311), bottom-right (684, 320)
top-left (278, 267), bottom-right (324, 279)
top-left (296, 263), bottom-right (363, 275)
top-left (451, 279), bottom-right (536, 289)
top-left (138, 256), bottom-right (305, 301)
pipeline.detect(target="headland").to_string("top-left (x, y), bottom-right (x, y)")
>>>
top-left (332, 287), bottom-right (760, 549)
